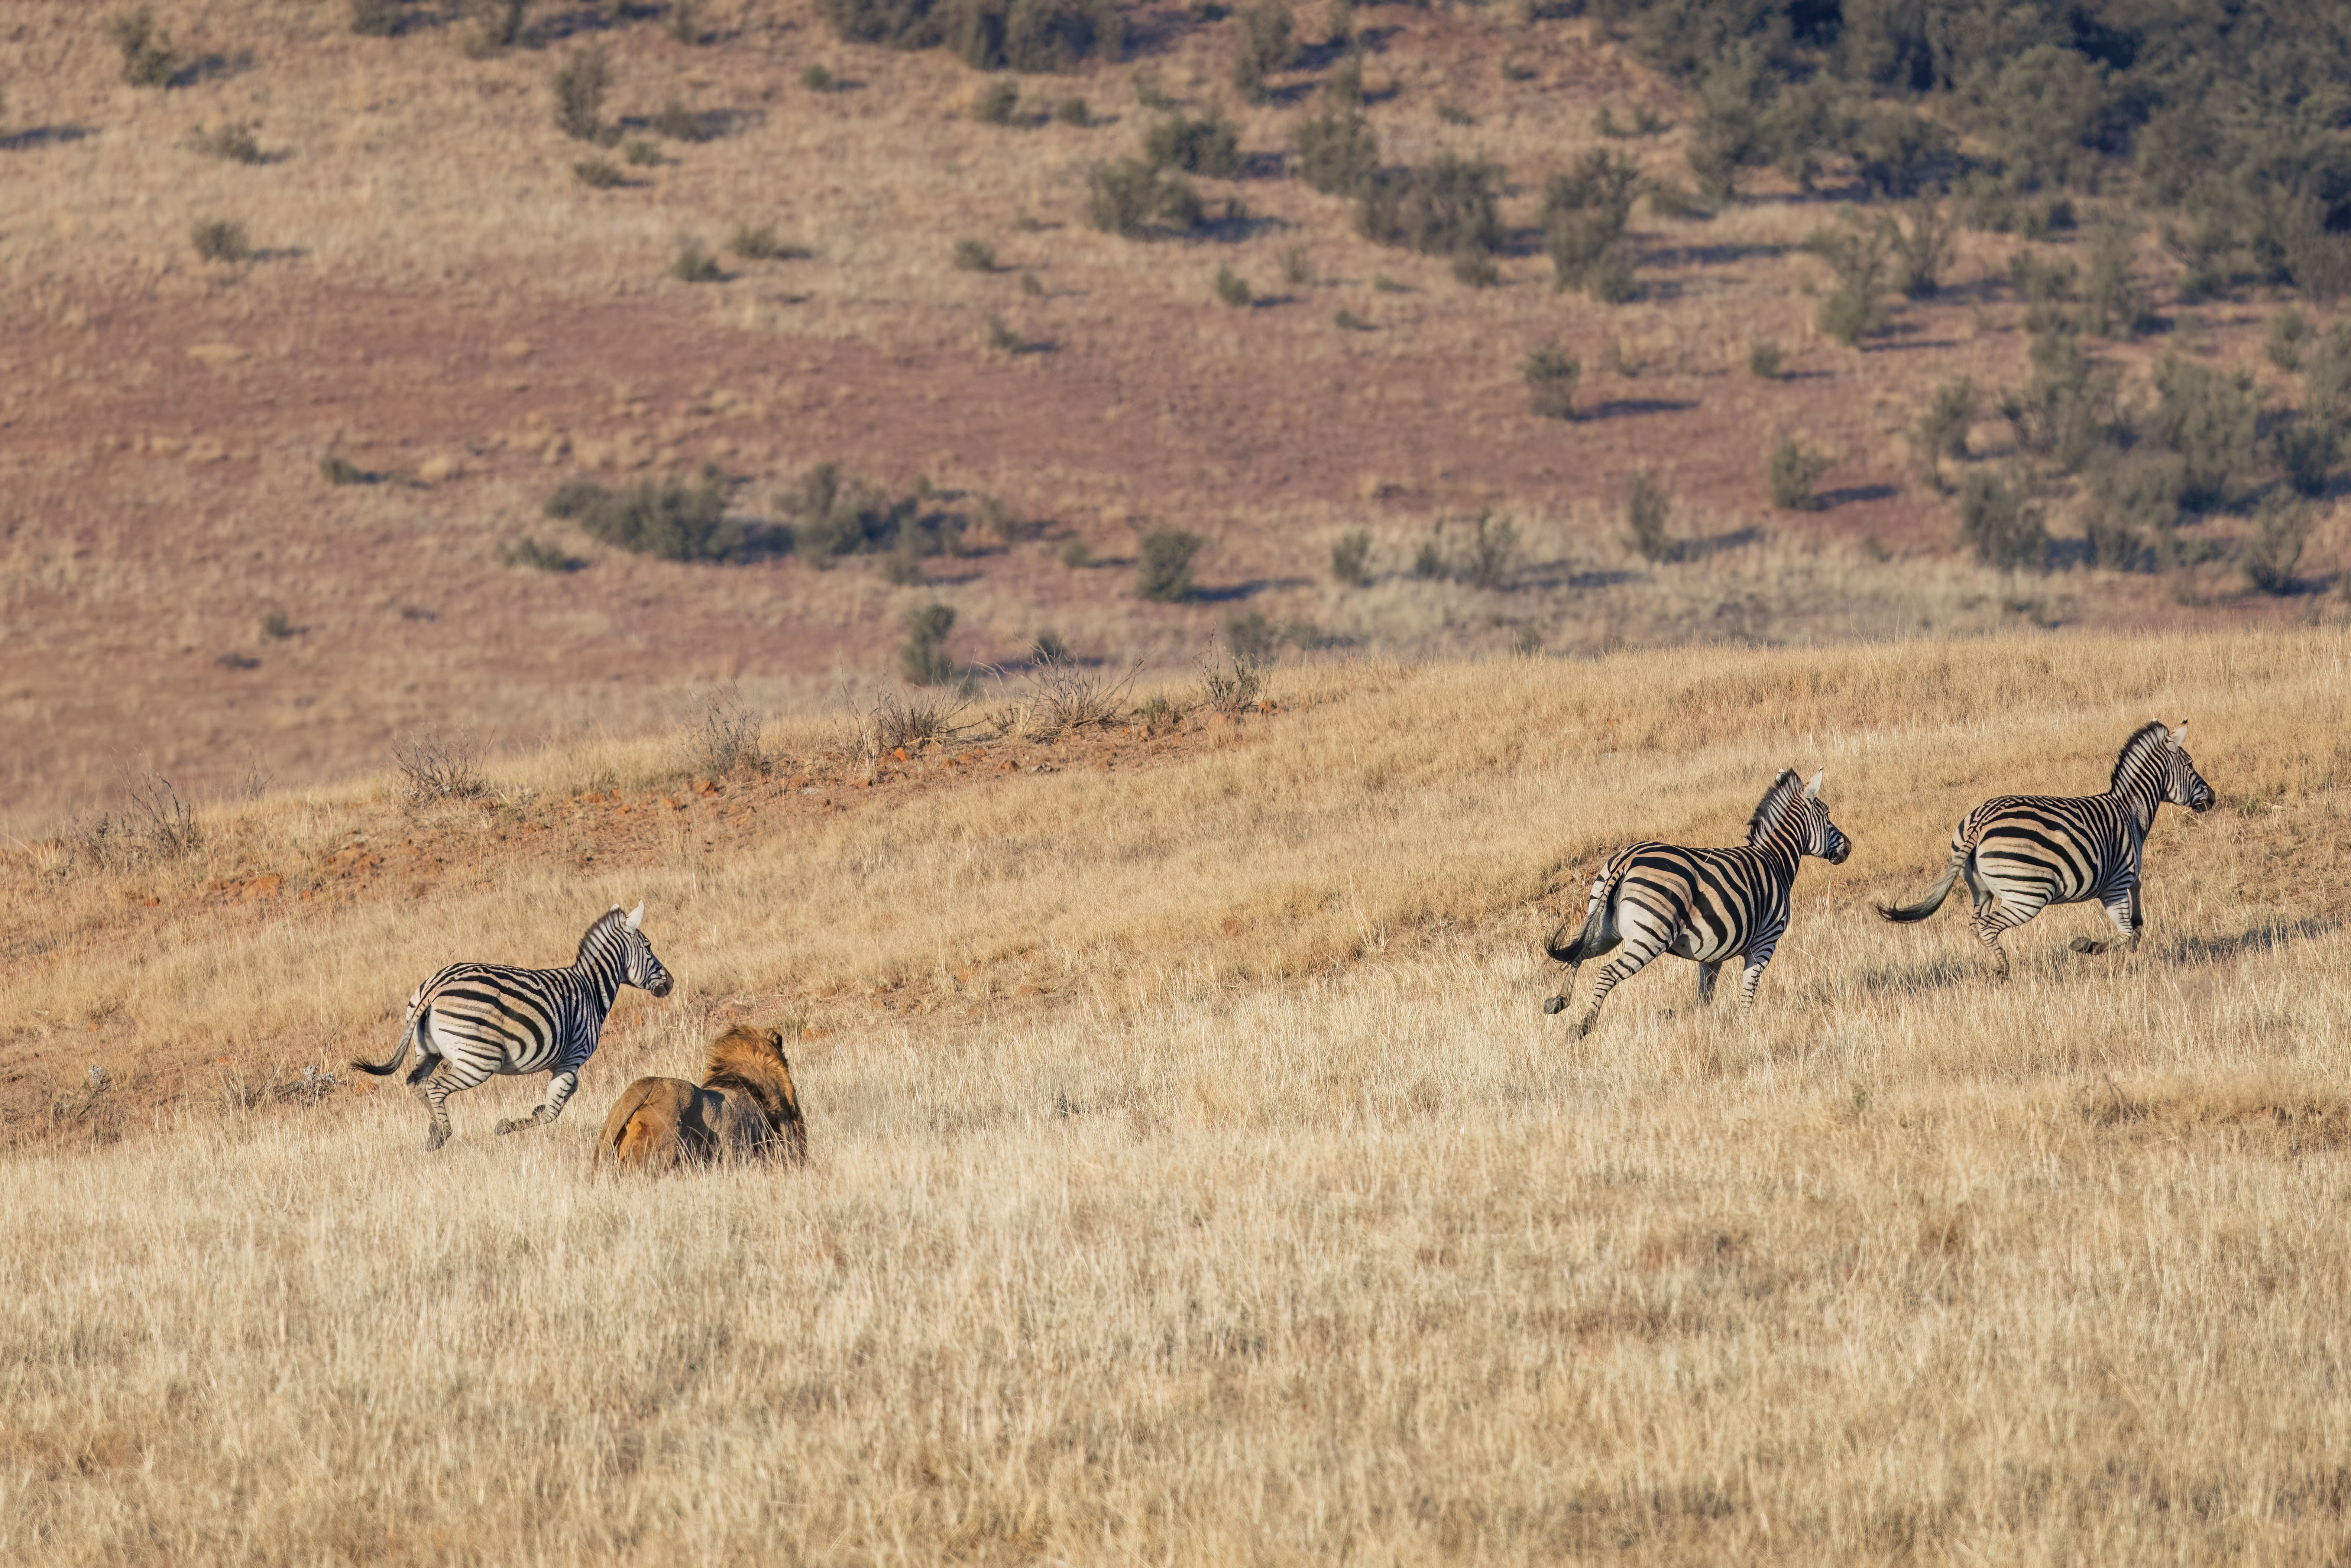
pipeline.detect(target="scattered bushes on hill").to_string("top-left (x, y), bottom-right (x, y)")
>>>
top-left (545, 467), bottom-right (744, 562)
top-left (1357, 154), bottom-right (1502, 258)
top-left (1137, 530), bottom-right (1204, 602)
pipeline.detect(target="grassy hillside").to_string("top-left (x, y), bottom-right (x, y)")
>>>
top-left (4, 0), bottom-right (2349, 832)
top-left (6, 628), bottom-right (2351, 1560)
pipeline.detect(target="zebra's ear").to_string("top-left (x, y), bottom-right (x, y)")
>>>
top-left (1803, 770), bottom-right (1823, 800)
top-left (2171, 719), bottom-right (2188, 745)
top-left (625, 901), bottom-right (644, 930)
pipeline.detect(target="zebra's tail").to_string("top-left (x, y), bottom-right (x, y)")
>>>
top-left (351, 995), bottom-right (424, 1077)
top-left (1543, 862), bottom-right (1626, 1013)
top-left (1877, 858), bottom-right (1963, 924)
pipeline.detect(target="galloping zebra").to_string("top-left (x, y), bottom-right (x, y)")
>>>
top-left (1542, 770), bottom-right (1851, 1036)
top-left (354, 903), bottom-right (675, 1150)
top-left (1876, 720), bottom-right (2213, 981)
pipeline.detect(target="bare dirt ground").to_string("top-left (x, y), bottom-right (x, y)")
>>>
top-left (3, 0), bottom-right (2344, 835)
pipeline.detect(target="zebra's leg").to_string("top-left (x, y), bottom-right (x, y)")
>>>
top-left (495, 1069), bottom-right (580, 1136)
top-left (418, 1058), bottom-right (494, 1151)
top-left (1695, 961), bottom-right (1723, 1006)
top-left (1736, 932), bottom-right (1782, 1008)
top-left (2073, 884), bottom-right (2145, 956)
top-left (1972, 921), bottom-right (2012, 985)
top-left (1576, 938), bottom-right (1670, 1039)
top-left (402, 1051), bottom-right (440, 1107)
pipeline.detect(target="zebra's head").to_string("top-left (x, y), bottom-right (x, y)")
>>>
top-left (1749, 770), bottom-right (1851, 864)
top-left (591, 902), bottom-right (675, 997)
top-left (2164, 721), bottom-right (2215, 814)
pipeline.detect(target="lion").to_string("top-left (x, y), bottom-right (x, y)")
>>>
top-left (593, 1024), bottom-right (807, 1172)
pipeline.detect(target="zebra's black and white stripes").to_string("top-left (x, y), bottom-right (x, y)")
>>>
top-left (1542, 770), bottom-right (1851, 1036)
top-left (1876, 720), bottom-right (2213, 980)
top-left (353, 903), bottom-right (674, 1150)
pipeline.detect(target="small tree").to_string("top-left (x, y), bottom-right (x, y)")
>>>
top-left (1330, 529), bottom-right (1372, 587)
top-left (1137, 529), bottom-right (1203, 601)
top-left (1231, 1), bottom-right (1293, 103)
top-left (1522, 344), bottom-right (1581, 420)
top-left (1882, 199), bottom-right (1953, 299)
top-left (1295, 102), bottom-right (1376, 197)
top-left (1807, 219), bottom-right (1890, 347)
top-left (553, 46), bottom-right (610, 142)
top-left (2081, 221), bottom-right (2151, 340)
top-left (2145, 354), bottom-right (2258, 511)
top-left (1769, 440), bottom-right (1828, 511)
top-left (2242, 494), bottom-right (2308, 595)
top-left (1624, 472), bottom-right (1676, 562)
top-left (1542, 151), bottom-right (1641, 302)
top-left (898, 602), bottom-right (959, 686)
top-left (1956, 469), bottom-right (2049, 571)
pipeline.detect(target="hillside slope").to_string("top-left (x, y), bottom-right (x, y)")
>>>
top-left (5, 631), bottom-right (2351, 1558)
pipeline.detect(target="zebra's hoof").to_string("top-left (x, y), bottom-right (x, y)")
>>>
top-left (1542, 995), bottom-right (1567, 1015)
top-left (425, 1127), bottom-right (448, 1152)
top-left (2069, 937), bottom-right (2101, 955)
top-left (493, 1118), bottom-right (519, 1135)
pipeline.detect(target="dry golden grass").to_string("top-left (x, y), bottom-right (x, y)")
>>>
top-left (6, 627), bottom-right (2351, 1561)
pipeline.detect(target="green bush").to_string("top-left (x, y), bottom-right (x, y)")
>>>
top-left (731, 226), bottom-right (796, 260)
top-left (1806, 219), bottom-right (1889, 346)
top-left (1137, 530), bottom-right (1204, 601)
top-left (898, 603), bottom-right (961, 686)
top-left (2081, 221), bottom-right (2152, 340)
top-left (1522, 344), bottom-right (1580, 420)
top-left (1422, 513), bottom-right (1519, 589)
top-left (2242, 495), bottom-right (2309, 595)
top-left (624, 138), bottom-right (662, 167)
top-left (779, 464), bottom-right (925, 562)
top-left (191, 219), bottom-right (250, 264)
top-left (553, 48), bottom-right (610, 142)
top-left (2266, 310), bottom-right (2309, 372)
top-left (1056, 96), bottom-right (1091, 126)
top-left (350, 0), bottom-right (405, 36)
top-left (976, 79), bottom-right (1021, 124)
top-left (1231, 1), bottom-right (1293, 102)
top-left (1624, 472), bottom-right (1676, 563)
top-left (2144, 354), bottom-right (2258, 511)
top-left (1294, 102), bottom-right (1377, 197)
top-left (1747, 342), bottom-right (1784, 379)
top-left (1086, 159), bottom-right (1200, 237)
top-left (801, 63), bottom-right (836, 91)
top-left (953, 238), bottom-right (997, 271)
top-left (2275, 419), bottom-right (2340, 499)
top-left (819, 0), bottom-right (1113, 72)
top-left (1883, 200), bottom-right (1952, 299)
top-left (670, 236), bottom-right (722, 282)
top-left (191, 121), bottom-right (263, 163)
top-left (1542, 150), bottom-right (1639, 300)
top-left (1769, 440), bottom-right (1828, 511)
top-left (573, 159), bottom-right (623, 188)
top-left (111, 7), bottom-right (178, 86)
top-left (1145, 109), bottom-right (1241, 178)
top-left (1330, 529), bottom-right (1372, 587)
top-left (1058, 537), bottom-right (1092, 568)
top-left (1214, 264), bottom-right (1252, 306)
top-left (1956, 469), bottom-right (2048, 571)
top-left (1917, 377), bottom-right (1975, 483)
top-left (1357, 154), bottom-right (1502, 257)
top-left (547, 467), bottom-right (742, 562)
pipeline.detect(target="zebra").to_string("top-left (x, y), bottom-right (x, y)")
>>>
top-left (353, 903), bottom-right (675, 1150)
top-left (1876, 720), bottom-right (2213, 981)
top-left (1542, 770), bottom-right (1851, 1036)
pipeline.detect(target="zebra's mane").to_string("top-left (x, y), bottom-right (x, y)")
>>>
top-left (2110, 721), bottom-right (2173, 792)
top-left (576, 906), bottom-right (629, 963)
top-left (1746, 769), bottom-right (1807, 847)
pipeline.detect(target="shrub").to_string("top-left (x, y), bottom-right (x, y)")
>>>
top-left (553, 48), bottom-right (610, 142)
top-left (2266, 310), bottom-right (2309, 372)
top-left (1146, 109), bottom-right (1242, 178)
top-left (1330, 529), bottom-right (1372, 586)
top-left (683, 688), bottom-right (770, 778)
top-left (953, 238), bottom-right (997, 271)
top-left (976, 495), bottom-right (1025, 544)
top-left (111, 7), bottom-right (178, 85)
top-left (801, 63), bottom-right (836, 91)
top-left (1624, 472), bottom-right (1676, 563)
top-left (1769, 440), bottom-right (1828, 511)
top-left (624, 138), bottom-right (663, 166)
top-left (2081, 221), bottom-right (2152, 340)
top-left (191, 219), bottom-right (250, 264)
top-left (1087, 159), bottom-right (1200, 237)
top-left (2008, 249), bottom-right (2078, 305)
top-left (1214, 264), bottom-right (1252, 306)
top-left (1058, 537), bottom-right (1092, 568)
top-left (478, 0), bottom-right (532, 47)
top-left (732, 226), bottom-right (786, 259)
top-left (653, 98), bottom-right (707, 142)
top-left (1806, 220), bottom-right (1889, 347)
top-left (1917, 378), bottom-right (1975, 485)
top-left (1956, 469), bottom-right (2048, 571)
top-left (2242, 494), bottom-right (2309, 594)
top-left (1281, 247), bottom-right (1313, 287)
top-left (191, 120), bottom-right (263, 163)
top-left (2145, 355), bottom-right (2259, 511)
top-left (1646, 179), bottom-right (1710, 221)
top-left (1225, 610), bottom-right (1278, 661)
top-left (1883, 200), bottom-right (1953, 299)
top-left (2081, 452), bottom-right (2183, 570)
top-left (780, 464), bottom-right (923, 561)
top-left (547, 467), bottom-right (742, 561)
top-left (573, 159), bottom-right (624, 188)
top-left (898, 603), bottom-right (961, 686)
top-left (1999, 327), bottom-right (2129, 474)
top-left (820, 0), bottom-right (1109, 72)
top-left (976, 79), bottom-right (1021, 124)
top-left (1294, 103), bottom-right (1377, 197)
top-left (1450, 513), bottom-right (1520, 589)
top-left (1747, 342), bottom-right (1784, 379)
top-left (1231, 1), bottom-right (1293, 103)
top-left (350, 0), bottom-right (405, 36)
top-left (1056, 97), bottom-right (1091, 126)
top-left (1333, 308), bottom-right (1369, 330)
top-left (2274, 419), bottom-right (2339, 498)
top-left (1541, 151), bottom-right (1639, 300)
top-left (1137, 529), bottom-right (1204, 601)
top-left (501, 535), bottom-right (583, 571)
top-left (320, 455), bottom-right (366, 485)
top-left (670, 236), bottom-right (722, 282)
top-left (1357, 155), bottom-right (1502, 257)
top-left (394, 731), bottom-right (488, 803)
top-left (1198, 638), bottom-right (1264, 712)
top-left (1521, 344), bottom-right (1580, 420)
top-left (667, 0), bottom-right (705, 44)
